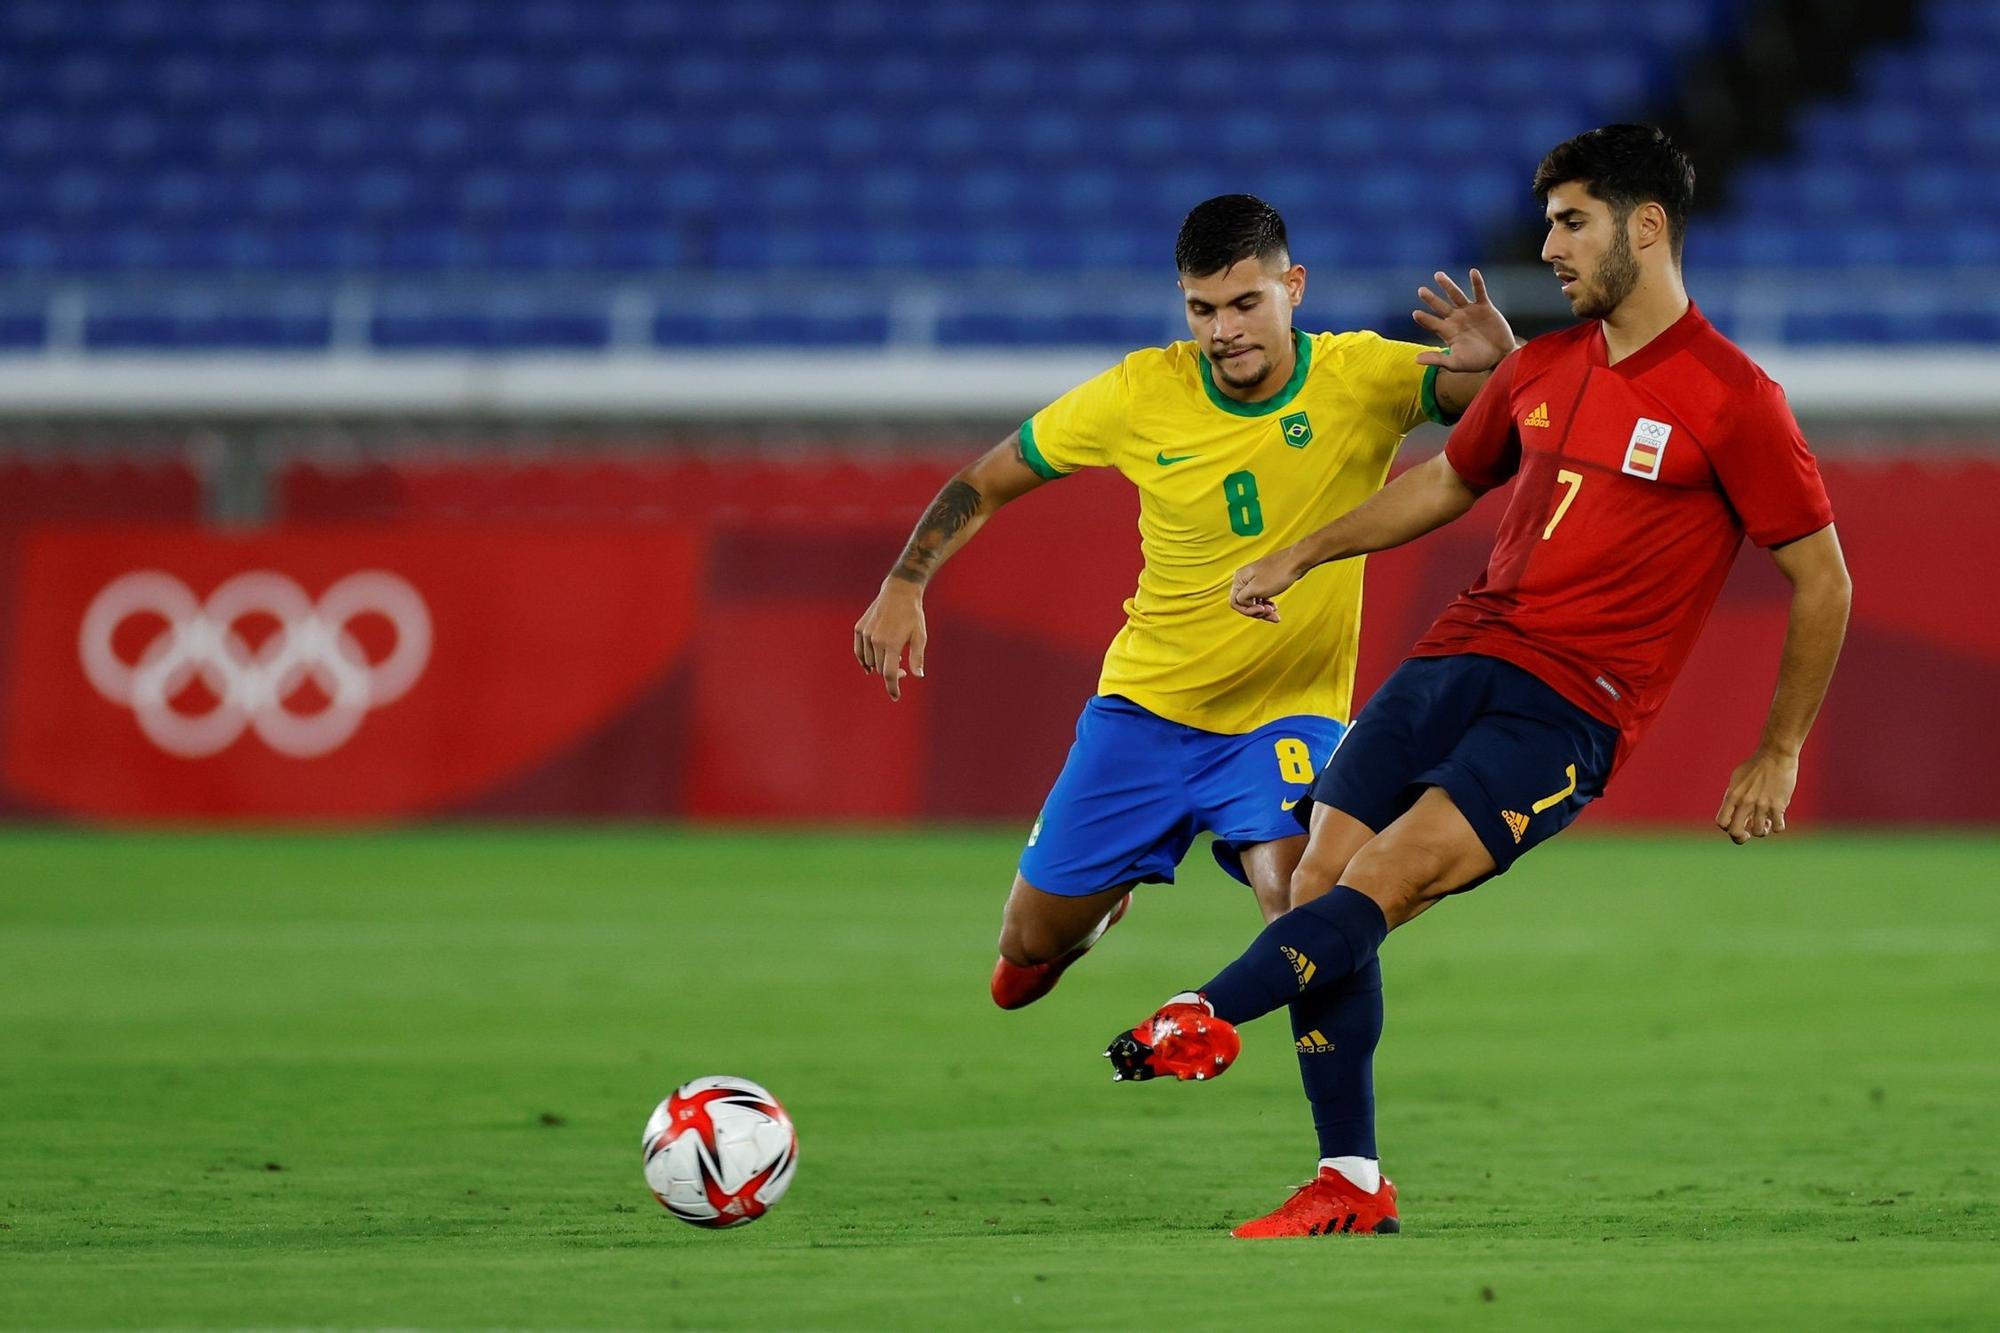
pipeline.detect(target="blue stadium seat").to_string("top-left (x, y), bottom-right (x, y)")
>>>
top-left (653, 299), bottom-right (891, 349)
top-left (949, 166), bottom-right (1035, 220)
top-left (412, 1), bottom-right (482, 43)
top-left (1940, 223), bottom-right (2000, 266)
top-left (1796, 165), bottom-right (1868, 217)
top-left (270, 226), bottom-right (379, 271)
top-left (201, 0), bottom-right (281, 44)
top-left (1682, 225), bottom-right (1743, 268)
top-left (1332, 225), bottom-right (1463, 270)
top-left (370, 291), bottom-right (610, 349)
top-left (585, 228), bottom-right (683, 271)
top-left (489, 228), bottom-right (597, 271)
top-left (1067, 53), bottom-right (1145, 105)
top-left (1854, 105), bottom-right (1931, 161)
top-left (0, 228), bottom-right (58, 272)
top-left (519, 1), bottom-right (588, 49)
top-left (1897, 165), bottom-right (1970, 220)
top-left (1932, 0), bottom-right (2000, 39)
top-left (0, 308), bottom-right (48, 348)
top-left (1070, 230), bottom-right (1155, 269)
top-left (606, 2), bottom-right (688, 45)
top-left (1775, 308), bottom-right (1984, 345)
top-left (83, 291), bottom-right (333, 350)
top-left (4, 0), bottom-right (77, 45)
top-left (936, 308), bottom-right (1173, 348)
top-left (376, 228), bottom-right (487, 271)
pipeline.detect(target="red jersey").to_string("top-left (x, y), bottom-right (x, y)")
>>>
top-left (1410, 302), bottom-right (1833, 767)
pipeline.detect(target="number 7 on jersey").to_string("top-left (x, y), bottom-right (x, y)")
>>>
top-left (1543, 469), bottom-right (1583, 540)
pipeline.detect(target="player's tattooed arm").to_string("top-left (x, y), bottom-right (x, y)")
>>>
top-left (887, 480), bottom-right (984, 585)
top-left (884, 432), bottom-right (1046, 587)
top-left (854, 433), bottom-right (1051, 699)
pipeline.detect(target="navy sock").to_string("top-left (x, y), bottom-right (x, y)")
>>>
top-left (1198, 886), bottom-right (1388, 1025)
top-left (1289, 957), bottom-right (1383, 1160)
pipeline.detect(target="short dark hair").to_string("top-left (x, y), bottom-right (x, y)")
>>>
top-left (1533, 124), bottom-right (1695, 261)
top-left (1175, 194), bottom-right (1289, 276)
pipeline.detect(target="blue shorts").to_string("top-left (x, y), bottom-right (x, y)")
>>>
top-left (1306, 653), bottom-right (1619, 876)
top-left (1019, 695), bottom-right (1345, 896)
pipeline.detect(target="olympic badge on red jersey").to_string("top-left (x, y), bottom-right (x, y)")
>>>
top-left (1621, 418), bottom-right (1672, 481)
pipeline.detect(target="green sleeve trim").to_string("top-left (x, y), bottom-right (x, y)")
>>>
top-left (1420, 362), bottom-right (1461, 427)
top-left (1016, 418), bottom-right (1066, 480)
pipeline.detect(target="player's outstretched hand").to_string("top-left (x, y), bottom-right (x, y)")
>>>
top-left (1230, 549), bottom-right (1303, 622)
top-left (1716, 748), bottom-right (1799, 844)
top-left (1412, 269), bottom-right (1515, 373)
top-left (853, 583), bottom-right (927, 701)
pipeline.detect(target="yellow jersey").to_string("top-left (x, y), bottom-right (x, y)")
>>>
top-left (1019, 328), bottom-right (1450, 734)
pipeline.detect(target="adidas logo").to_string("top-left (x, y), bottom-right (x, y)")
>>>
top-left (1522, 402), bottom-right (1551, 429)
top-left (1501, 810), bottom-right (1529, 843)
top-left (1280, 945), bottom-right (1316, 987)
top-left (1296, 1028), bottom-right (1337, 1054)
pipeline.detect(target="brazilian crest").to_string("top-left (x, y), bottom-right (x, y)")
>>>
top-left (1280, 410), bottom-right (1313, 448)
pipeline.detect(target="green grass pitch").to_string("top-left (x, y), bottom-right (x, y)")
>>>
top-left (2, 827), bottom-right (1995, 1330)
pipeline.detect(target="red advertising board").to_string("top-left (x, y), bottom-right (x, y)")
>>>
top-left (4, 526), bottom-right (703, 818)
top-left (0, 452), bottom-right (1992, 824)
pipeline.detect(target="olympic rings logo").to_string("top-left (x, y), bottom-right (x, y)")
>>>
top-left (79, 570), bottom-right (432, 759)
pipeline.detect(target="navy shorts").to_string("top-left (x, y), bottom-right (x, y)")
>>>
top-left (1306, 653), bottom-right (1619, 875)
top-left (1019, 695), bottom-right (1344, 896)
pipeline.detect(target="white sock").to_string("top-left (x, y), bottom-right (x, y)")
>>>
top-left (1320, 1156), bottom-right (1381, 1193)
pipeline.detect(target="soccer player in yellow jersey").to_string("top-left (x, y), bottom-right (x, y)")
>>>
top-left (853, 194), bottom-right (1516, 1008)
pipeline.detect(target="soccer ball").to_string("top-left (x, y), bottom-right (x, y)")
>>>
top-left (642, 1076), bottom-right (798, 1228)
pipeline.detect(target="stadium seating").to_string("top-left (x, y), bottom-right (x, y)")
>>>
top-left (1690, 0), bottom-right (2000, 342)
top-left (9, 1), bottom-right (1996, 349)
top-left (0, 0), bottom-right (1750, 350)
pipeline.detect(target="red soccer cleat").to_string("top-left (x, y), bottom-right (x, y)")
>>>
top-left (1230, 1167), bottom-right (1401, 1238)
top-left (1102, 992), bottom-right (1240, 1082)
top-left (990, 894), bottom-right (1131, 1010)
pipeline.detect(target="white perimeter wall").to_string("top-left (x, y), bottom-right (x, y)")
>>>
top-left (0, 348), bottom-right (1992, 421)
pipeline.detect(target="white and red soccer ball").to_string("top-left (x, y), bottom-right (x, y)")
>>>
top-left (642, 1076), bottom-right (798, 1228)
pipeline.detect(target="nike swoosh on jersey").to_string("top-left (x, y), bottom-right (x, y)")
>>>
top-left (1280, 798), bottom-right (1301, 810)
top-left (1155, 451), bottom-right (1198, 466)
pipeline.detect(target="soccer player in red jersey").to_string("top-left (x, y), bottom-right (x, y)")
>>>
top-left (1102, 126), bottom-right (1853, 1239)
